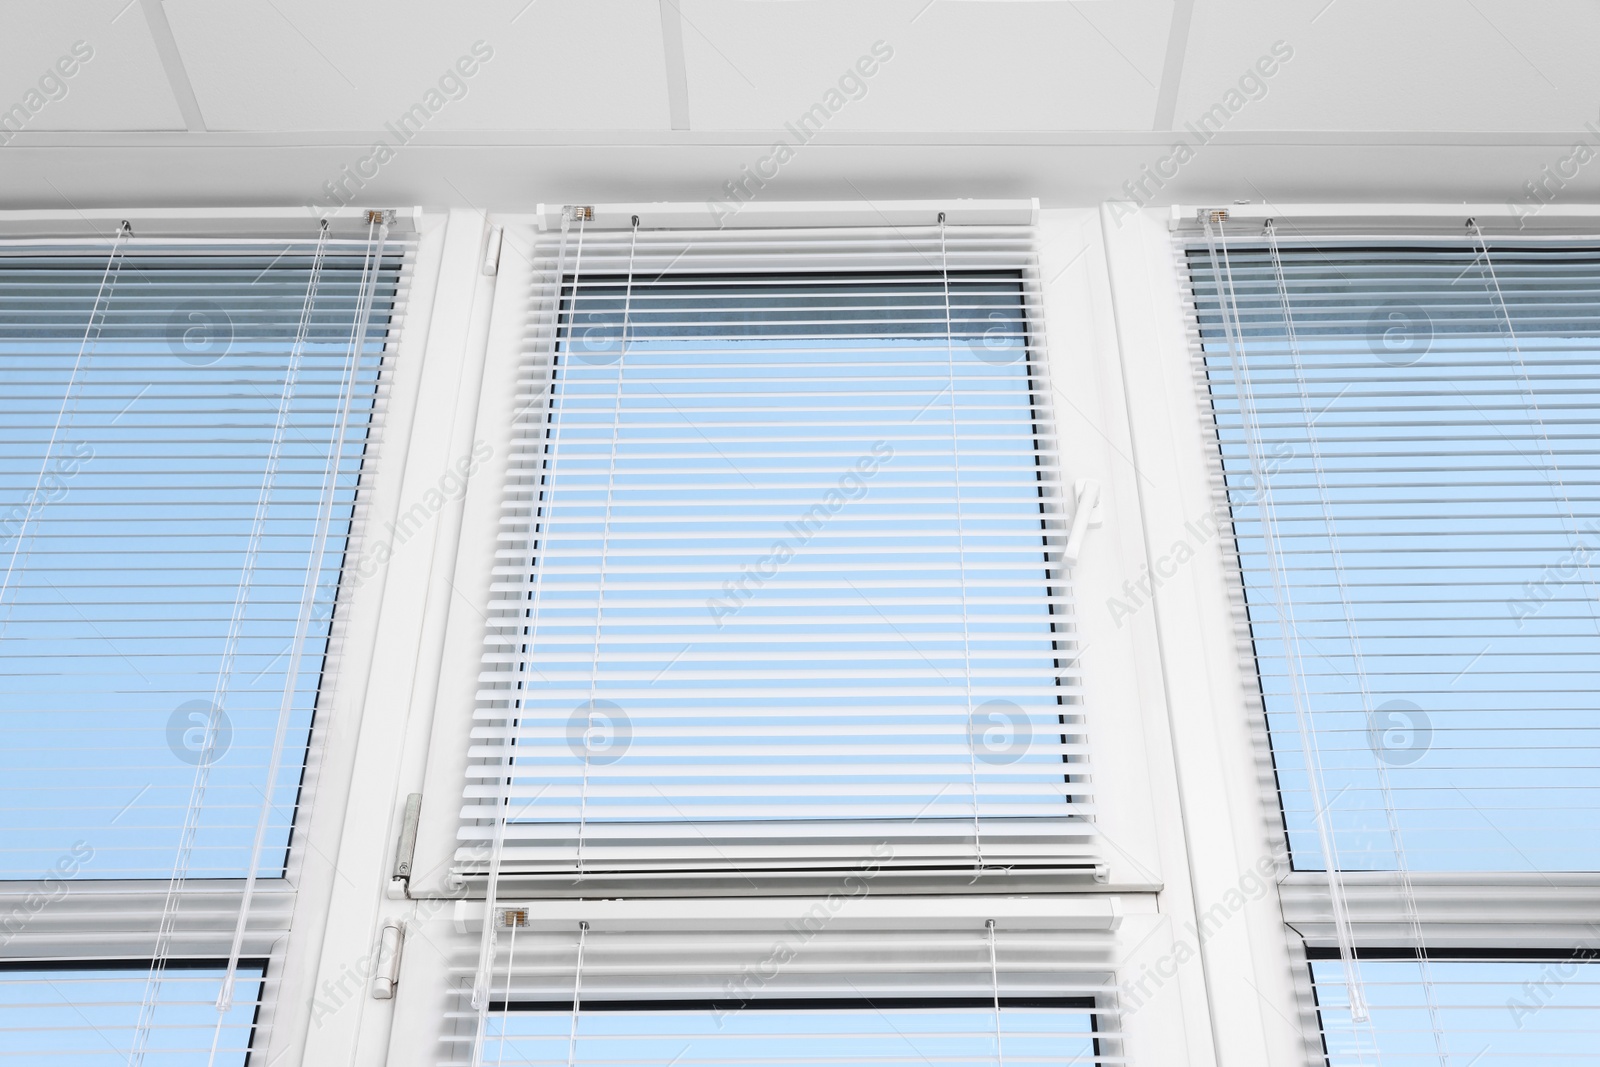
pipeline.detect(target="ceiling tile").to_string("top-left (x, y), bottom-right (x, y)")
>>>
top-left (1177, 0), bottom-right (1600, 133)
top-left (0, 1), bottom-right (186, 132)
top-left (680, 0), bottom-right (1169, 132)
top-left (164, 0), bottom-right (672, 131)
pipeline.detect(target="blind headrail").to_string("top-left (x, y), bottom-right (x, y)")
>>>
top-left (533, 200), bottom-right (1040, 232)
top-left (0, 206), bottom-right (422, 239)
top-left (1170, 201), bottom-right (1600, 237)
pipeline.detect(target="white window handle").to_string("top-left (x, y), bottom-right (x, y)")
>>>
top-left (1061, 479), bottom-right (1104, 566)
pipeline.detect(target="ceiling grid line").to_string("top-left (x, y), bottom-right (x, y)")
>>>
top-left (137, 0), bottom-right (206, 132)
top-left (658, 0), bottom-right (692, 131)
top-left (1152, 0), bottom-right (1195, 131)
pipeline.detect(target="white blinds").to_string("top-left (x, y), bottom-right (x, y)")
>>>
top-left (1310, 954), bottom-right (1600, 1065)
top-left (448, 919), bottom-right (1120, 1067)
top-left (1186, 232), bottom-right (1600, 874)
top-left (0, 234), bottom-right (407, 879)
top-left (462, 217), bottom-right (1095, 887)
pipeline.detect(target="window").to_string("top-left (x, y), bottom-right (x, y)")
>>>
top-left (464, 218), bottom-right (1095, 889)
top-left (1183, 212), bottom-right (1600, 1065)
top-left (425, 207), bottom-right (1129, 1067)
top-left (0, 217), bottom-right (408, 1062)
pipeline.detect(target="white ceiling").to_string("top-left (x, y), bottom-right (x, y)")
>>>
top-left (1, 0), bottom-right (1594, 210)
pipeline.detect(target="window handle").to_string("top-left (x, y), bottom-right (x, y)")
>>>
top-left (1061, 479), bottom-right (1104, 567)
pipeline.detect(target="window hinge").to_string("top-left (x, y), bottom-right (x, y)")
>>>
top-left (482, 226), bottom-right (503, 276)
top-left (371, 920), bottom-right (405, 999)
top-left (388, 793), bottom-right (421, 900)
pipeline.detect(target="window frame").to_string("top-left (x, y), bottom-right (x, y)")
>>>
top-left (378, 207), bottom-right (1184, 1067)
top-left (0, 205), bottom-right (427, 1067)
top-left (1138, 201), bottom-right (1600, 1066)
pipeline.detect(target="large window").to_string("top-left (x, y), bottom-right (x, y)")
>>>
top-left (439, 213), bottom-right (1117, 1067)
top-left (0, 222), bottom-right (405, 1064)
top-left (1187, 219), bottom-right (1600, 1066)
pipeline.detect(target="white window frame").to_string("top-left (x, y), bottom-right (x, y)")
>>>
top-left (302, 203), bottom-right (1226, 1067)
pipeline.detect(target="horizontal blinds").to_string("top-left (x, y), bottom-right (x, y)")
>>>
top-left (463, 222), bottom-right (1093, 885)
top-left (1310, 955), bottom-right (1600, 1065)
top-left (447, 923), bottom-right (1120, 1067)
top-left (1187, 236), bottom-right (1600, 874)
top-left (0, 963), bottom-right (264, 1064)
top-left (0, 238), bottom-right (408, 879)
top-left (0, 881), bottom-right (295, 960)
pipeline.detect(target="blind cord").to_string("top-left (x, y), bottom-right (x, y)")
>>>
top-left (497, 913), bottom-right (519, 1067)
top-left (211, 220), bottom-right (336, 1028)
top-left (1467, 219), bottom-right (1600, 635)
top-left (0, 220), bottom-right (129, 633)
top-left (138, 221), bottom-right (332, 1066)
top-left (1200, 215), bottom-right (1369, 1024)
top-left (1263, 221), bottom-right (1440, 1061)
top-left (473, 211), bottom-right (583, 1065)
top-left (987, 919), bottom-right (1004, 1067)
top-left (938, 212), bottom-right (985, 873)
top-left (578, 216), bottom-right (638, 880)
top-left (567, 921), bottom-right (589, 1067)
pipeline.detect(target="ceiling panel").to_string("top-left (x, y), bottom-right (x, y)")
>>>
top-left (0, 1), bottom-right (186, 132)
top-left (164, 0), bottom-right (672, 131)
top-left (1176, 0), bottom-right (1600, 132)
top-left (680, 0), bottom-right (1170, 132)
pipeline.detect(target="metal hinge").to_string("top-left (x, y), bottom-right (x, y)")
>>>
top-left (371, 920), bottom-right (405, 999)
top-left (482, 226), bottom-right (503, 276)
top-left (392, 793), bottom-right (421, 881)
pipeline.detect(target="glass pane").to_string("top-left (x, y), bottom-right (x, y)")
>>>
top-left (485, 1005), bottom-right (1098, 1067)
top-left (1312, 957), bottom-right (1600, 1065)
top-left (1193, 245), bottom-right (1600, 872)
top-left (0, 252), bottom-right (399, 878)
top-left (0, 965), bottom-right (263, 1065)
top-left (485, 273), bottom-right (1078, 864)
